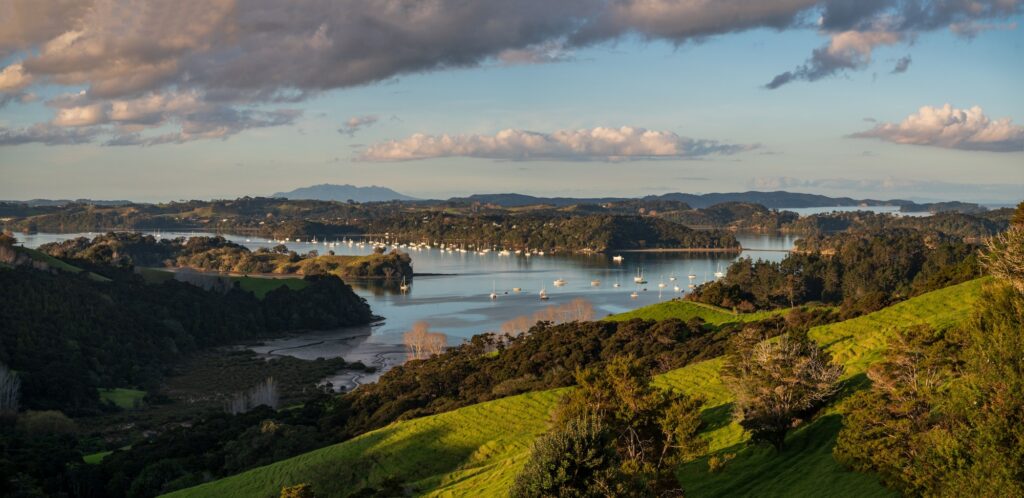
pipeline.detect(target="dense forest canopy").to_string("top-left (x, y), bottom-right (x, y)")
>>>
top-left (689, 229), bottom-right (982, 315)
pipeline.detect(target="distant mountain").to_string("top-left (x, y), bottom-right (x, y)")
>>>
top-left (453, 191), bottom-right (919, 210)
top-left (272, 184), bottom-right (416, 202)
top-left (3, 199), bottom-right (137, 207)
top-left (644, 191), bottom-right (910, 209)
top-left (452, 193), bottom-right (627, 207)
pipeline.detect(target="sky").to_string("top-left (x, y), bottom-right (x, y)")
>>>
top-left (0, 1), bottom-right (1022, 204)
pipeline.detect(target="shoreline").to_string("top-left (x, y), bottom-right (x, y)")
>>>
top-left (615, 247), bottom-right (744, 253)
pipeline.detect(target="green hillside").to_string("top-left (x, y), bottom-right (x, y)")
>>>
top-left (605, 299), bottom-right (781, 325)
top-left (13, 246), bottom-right (111, 281)
top-left (167, 278), bottom-right (986, 498)
top-left (139, 267), bottom-right (309, 298)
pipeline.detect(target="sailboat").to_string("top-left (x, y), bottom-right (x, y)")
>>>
top-left (633, 267), bottom-right (647, 284)
top-left (539, 286), bottom-right (549, 300)
top-left (687, 273), bottom-right (697, 280)
top-left (714, 263), bottom-right (725, 279)
top-left (612, 255), bottom-right (624, 262)
top-left (399, 276), bottom-right (410, 293)
top-left (657, 275), bottom-right (667, 289)
top-left (489, 281), bottom-right (498, 300)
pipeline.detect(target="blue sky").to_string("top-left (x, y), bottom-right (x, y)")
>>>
top-left (1, 3), bottom-right (1022, 204)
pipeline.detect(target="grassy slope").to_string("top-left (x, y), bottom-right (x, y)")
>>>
top-left (139, 267), bottom-right (308, 299)
top-left (167, 279), bottom-right (986, 498)
top-left (605, 299), bottom-right (781, 325)
top-left (99, 388), bottom-right (147, 410)
top-left (14, 246), bottom-right (111, 282)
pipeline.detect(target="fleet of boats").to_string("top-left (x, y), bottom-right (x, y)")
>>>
top-left (228, 235), bottom-right (729, 302)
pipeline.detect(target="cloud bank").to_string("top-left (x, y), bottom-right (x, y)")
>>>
top-left (0, 0), bottom-right (1020, 145)
top-left (358, 126), bottom-right (755, 161)
top-left (850, 104), bottom-right (1024, 152)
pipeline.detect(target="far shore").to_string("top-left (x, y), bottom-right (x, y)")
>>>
top-left (616, 247), bottom-right (744, 253)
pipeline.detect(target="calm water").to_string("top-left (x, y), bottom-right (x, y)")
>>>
top-left (20, 229), bottom-right (800, 387)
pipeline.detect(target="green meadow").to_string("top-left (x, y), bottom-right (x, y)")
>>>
top-left (166, 278), bottom-right (986, 498)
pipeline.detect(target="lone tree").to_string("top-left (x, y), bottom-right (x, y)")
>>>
top-left (721, 332), bottom-right (843, 451)
top-left (513, 356), bottom-right (706, 497)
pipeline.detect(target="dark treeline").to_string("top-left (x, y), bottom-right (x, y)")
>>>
top-left (783, 210), bottom-right (1008, 240)
top-left (691, 229), bottom-right (981, 315)
top-left (0, 265), bottom-right (371, 414)
top-left (365, 212), bottom-right (740, 252)
top-left (40, 232), bottom-right (414, 279)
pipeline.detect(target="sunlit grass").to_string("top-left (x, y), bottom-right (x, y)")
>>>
top-left (166, 278), bottom-right (986, 498)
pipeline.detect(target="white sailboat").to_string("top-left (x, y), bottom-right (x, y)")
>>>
top-left (633, 267), bottom-right (647, 284)
top-left (489, 281), bottom-right (498, 300)
top-left (399, 276), bottom-right (410, 293)
top-left (714, 263), bottom-right (725, 279)
top-left (539, 286), bottom-right (549, 300)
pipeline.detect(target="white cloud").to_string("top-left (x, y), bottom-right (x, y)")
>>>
top-left (0, 63), bottom-right (33, 92)
top-left (850, 104), bottom-right (1024, 152)
top-left (359, 126), bottom-right (756, 162)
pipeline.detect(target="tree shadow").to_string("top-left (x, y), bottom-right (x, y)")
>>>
top-left (700, 402), bottom-right (734, 433)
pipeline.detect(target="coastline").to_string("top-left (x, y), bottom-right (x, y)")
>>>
top-left (615, 247), bottom-right (744, 253)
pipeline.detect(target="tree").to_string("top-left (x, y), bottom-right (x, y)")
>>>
top-left (721, 332), bottom-right (843, 450)
top-left (524, 356), bottom-right (707, 496)
top-left (510, 417), bottom-right (621, 498)
top-left (1012, 201), bottom-right (1024, 227)
top-left (402, 321), bottom-right (447, 360)
top-left (0, 363), bottom-right (21, 414)
top-left (982, 226), bottom-right (1024, 293)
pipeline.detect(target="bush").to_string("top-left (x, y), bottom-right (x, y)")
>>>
top-left (18, 410), bottom-right (77, 435)
top-left (510, 417), bottom-right (620, 498)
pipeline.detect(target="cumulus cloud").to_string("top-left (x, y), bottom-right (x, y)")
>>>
top-left (850, 104), bottom-right (1024, 152)
top-left (339, 115), bottom-right (379, 137)
top-left (1, 0), bottom-right (1022, 142)
top-left (358, 126), bottom-right (756, 162)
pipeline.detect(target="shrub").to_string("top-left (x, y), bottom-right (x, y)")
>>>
top-left (18, 410), bottom-right (77, 435)
top-left (280, 483), bottom-right (315, 498)
top-left (510, 417), bottom-right (620, 498)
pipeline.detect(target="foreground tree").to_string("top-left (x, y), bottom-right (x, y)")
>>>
top-left (513, 356), bottom-right (706, 497)
top-left (721, 332), bottom-right (843, 450)
top-left (835, 228), bottom-right (1024, 496)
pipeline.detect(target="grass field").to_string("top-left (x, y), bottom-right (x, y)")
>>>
top-left (99, 388), bottom-right (147, 409)
top-left (139, 267), bottom-right (309, 298)
top-left (605, 299), bottom-right (782, 326)
top-left (84, 450), bottom-right (113, 465)
top-left (15, 246), bottom-right (111, 282)
top-left (166, 278), bottom-right (987, 498)
top-left (231, 275), bottom-right (309, 298)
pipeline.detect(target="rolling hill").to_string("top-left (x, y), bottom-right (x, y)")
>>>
top-left (165, 278), bottom-right (986, 498)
